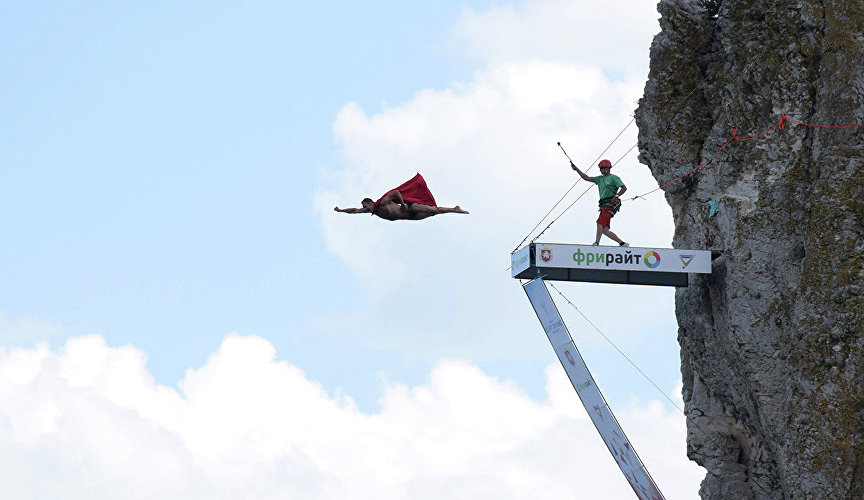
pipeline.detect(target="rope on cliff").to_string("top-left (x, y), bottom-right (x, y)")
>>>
top-left (510, 110), bottom-right (864, 256)
top-left (629, 113), bottom-right (864, 201)
top-left (785, 115), bottom-right (864, 129)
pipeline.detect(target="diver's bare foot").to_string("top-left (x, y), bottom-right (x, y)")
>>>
top-left (455, 206), bottom-right (469, 214)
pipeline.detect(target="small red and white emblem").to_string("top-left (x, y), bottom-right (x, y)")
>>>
top-left (541, 247), bottom-right (552, 262)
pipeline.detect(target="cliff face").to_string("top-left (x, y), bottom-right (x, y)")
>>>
top-left (635, 1), bottom-right (864, 498)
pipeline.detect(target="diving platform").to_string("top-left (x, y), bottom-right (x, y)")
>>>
top-left (511, 242), bottom-right (713, 287)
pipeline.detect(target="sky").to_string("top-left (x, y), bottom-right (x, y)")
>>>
top-left (1, 1), bottom-right (705, 498)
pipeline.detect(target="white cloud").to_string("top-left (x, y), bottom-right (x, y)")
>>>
top-left (316, 0), bottom-right (675, 361)
top-left (0, 311), bottom-right (64, 345)
top-left (452, 0), bottom-right (660, 77)
top-left (0, 335), bottom-right (702, 499)
top-left (308, 2), bottom-right (696, 497)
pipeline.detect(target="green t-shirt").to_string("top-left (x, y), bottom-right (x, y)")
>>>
top-left (590, 174), bottom-right (624, 200)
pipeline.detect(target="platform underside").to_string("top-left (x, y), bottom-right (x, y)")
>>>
top-left (513, 265), bottom-right (688, 287)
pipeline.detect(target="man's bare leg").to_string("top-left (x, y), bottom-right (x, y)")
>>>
top-left (408, 204), bottom-right (468, 220)
top-left (406, 204), bottom-right (438, 220)
top-left (437, 205), bottom-right (468, 214)
top-left (594, 223), bottom-right (604, 245)
top-left (602, 227), bottom-right (625, 245)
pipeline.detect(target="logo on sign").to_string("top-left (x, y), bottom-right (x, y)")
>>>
top-left (540, 247), bottom-right (552, 262)
top-left (565, 349), bottom-right (576, 366)
top-left (680, 254), bottom-right (694, 268)
top-left (576, 380), bottom-right (592, 392)
top-left (644, 251), bottom-right (661, 268)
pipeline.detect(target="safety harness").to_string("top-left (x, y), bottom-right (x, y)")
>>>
top-left (598, 196), bottom-right (622, 216)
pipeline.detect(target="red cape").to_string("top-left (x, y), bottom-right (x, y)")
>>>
top-left (374, 173), bottom-right (438, 212)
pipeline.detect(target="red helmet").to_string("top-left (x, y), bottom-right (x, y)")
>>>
top-left (599, 159), bottom-right (612, 168)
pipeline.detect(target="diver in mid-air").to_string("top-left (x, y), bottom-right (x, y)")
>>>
top-left (334, 173), bottom-right (468, 221)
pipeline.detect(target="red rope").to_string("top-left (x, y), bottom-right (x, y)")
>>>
top-left (785, 114), bottom-right (864, 128)
top-left (630, 112), bottom-right (864, 200)
top-left (732, 114), bottom-right (785, 141)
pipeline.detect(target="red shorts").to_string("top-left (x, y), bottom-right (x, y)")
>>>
top-left (597, 209), bottom-right (614, 228)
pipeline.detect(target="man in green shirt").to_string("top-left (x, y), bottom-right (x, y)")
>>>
top-left (571, 159), bottom-right (629, 247)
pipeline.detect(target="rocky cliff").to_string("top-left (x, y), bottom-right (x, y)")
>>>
top-left (635, 1), bottom-right (864, 498)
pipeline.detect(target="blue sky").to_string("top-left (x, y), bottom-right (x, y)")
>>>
top-left (1, 1), bottom-right (704, 498)
top-left (2, 0), bottom-right (487, 394)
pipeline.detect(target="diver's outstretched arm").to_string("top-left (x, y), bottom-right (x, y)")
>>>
top-left (334, 206), bottom-right (370, 214)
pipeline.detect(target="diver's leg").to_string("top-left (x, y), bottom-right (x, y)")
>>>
top-left (408, 204), bottom-right (439, 220)
top-left (437, 205), bottom-right (469, 214)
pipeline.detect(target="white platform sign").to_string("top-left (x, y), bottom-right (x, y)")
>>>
top-left (533, 243), bottom-right (711, 274)
top-left (524, 278), bottom-right (665, 500)
top-left (511, 245), bottom-right (531, 278)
